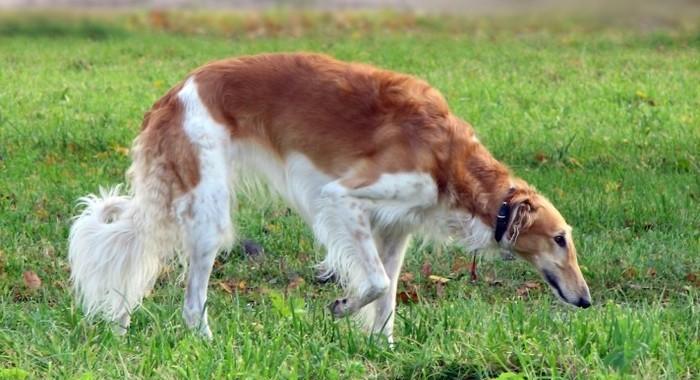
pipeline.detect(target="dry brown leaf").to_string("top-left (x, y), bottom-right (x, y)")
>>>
top-left (397, 286), bottom-right (419, 304)
top-left (646, 267), bottom-right (657, 278)
top-left (534, 151), bottom-right (548, 163)
top-left (435, 282), bottom-right (446, 298)
top-left (686, 272), bottom-right (699, 287)
top-left (622, 267), bottom-right (637, 279)
top-left (399, 272), bottom-right (414, 283)
top-left (420, 262), bottom-right (432, 278)
top-left (23, 271), bottom-right (41, 290)
top-left (286, 276), bottom-right (305, 292)
top-left (218, 279), bottom-right (247, 294)
top-left (523, 281), bottom-right (540, 289)
top-left (516, 281), bottom-right (540, 297)
top-left (451, 257), bottom-right (470, 274)
top-left (218, 281), bottom-right (234, 294)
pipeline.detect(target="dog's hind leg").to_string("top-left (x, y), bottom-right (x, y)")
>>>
top-left (176, 77), bottom-right (235, 338)
top-left (177, 168), bottom-right (234, 339)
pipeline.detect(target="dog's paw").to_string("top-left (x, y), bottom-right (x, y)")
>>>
top-left (329, 298), bottom-right (352, 318)
top-left (198, 325), bottom-right (213, 340)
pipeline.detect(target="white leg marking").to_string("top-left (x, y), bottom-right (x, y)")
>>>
top-left (176, 78), bottom-right (235, 338)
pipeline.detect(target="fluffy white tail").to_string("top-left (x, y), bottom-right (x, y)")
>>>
top-left (69, 185), bottom-right (176, 328)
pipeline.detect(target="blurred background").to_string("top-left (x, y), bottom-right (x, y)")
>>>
top-left (1, 0), bottom-right (699, 24)
top-left (1, 0), bottom-right (698, 15)
top-left (0, 0), bottom-right (698, 41)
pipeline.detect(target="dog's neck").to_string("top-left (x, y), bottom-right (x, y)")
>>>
top-left (439, 120), bottom-right (519, 230)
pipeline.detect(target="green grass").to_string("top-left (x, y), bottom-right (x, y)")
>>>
top-left (1, 11), bottom-right (699, 379)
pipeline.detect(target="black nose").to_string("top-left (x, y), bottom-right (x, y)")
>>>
top-left (576, 298), bottom-right (591, 308)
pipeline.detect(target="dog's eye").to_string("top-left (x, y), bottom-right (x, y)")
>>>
top-left (553, 235), bottom-right (566, 248)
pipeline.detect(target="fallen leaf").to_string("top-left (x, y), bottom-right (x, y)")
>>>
top-left (397, 287), bottom-right (419, 304)
top-left (622, 267), bottom-right (637, 279)
top-left (286, 276), bottom-right (305, 292)
top-left (45, 154), bottom-right (57, 165)
top-left (451, 257), bottom-right (470, 275)
top-left (516, 281), bottom-right (540, 297)
top-left (399, 272), bottom-right (414, 283)
top-left (534, 151), bottom-right (548, 163)
top-left (218, 281), bottom-right (233, 294)
top-left (113, 145), bottom-right (130, 156)
top-left (646, 267), bottom-right (657, 278)
top-left (33, 204), bottom-right (49, 221)
top-left (420, 262), bottom-right (432, 277)
top-left (23, 271), bottom-right (41, 290)
top-left (686, 272), bottom-right (699, 287)
top-left (435, 282), bottom-right (446, 298)
top-left (428, 275), bottom-right (449, 284)
top-left (218, 279), bottom-right (247, 294)
top-left (296, 252), bottom-right (310, 263)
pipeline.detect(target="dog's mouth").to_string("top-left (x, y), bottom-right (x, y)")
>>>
top-left (543, 270), bottom-right (567, 301)
top-left (542, 270), bottom-right (591, 308)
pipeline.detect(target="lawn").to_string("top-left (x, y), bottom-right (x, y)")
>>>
top-left (0, 10), bottom-right (698, 379)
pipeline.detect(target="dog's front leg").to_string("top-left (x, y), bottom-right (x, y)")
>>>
top-left (315, 184), bottom-right (390, 318)
top-left (370, 231), bottom-right (410, 343)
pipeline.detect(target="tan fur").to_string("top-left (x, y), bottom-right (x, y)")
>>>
top-left (189, 54), bottom-right (515, 214)
top-left (138, 82), bottom-right (201, 201)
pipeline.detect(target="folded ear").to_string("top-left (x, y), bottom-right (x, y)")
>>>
top-left (505, 188), bottom-right (538, 244)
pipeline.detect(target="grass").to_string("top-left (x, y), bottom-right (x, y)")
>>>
top-left (0, 10), bottom-right (699, 379)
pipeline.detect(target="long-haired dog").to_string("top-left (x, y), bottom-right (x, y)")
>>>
top-left (69, 53), bottom-right (591, 341)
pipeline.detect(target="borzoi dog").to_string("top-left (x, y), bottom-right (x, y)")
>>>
top-left (69, 53), bottom-right (591, 342)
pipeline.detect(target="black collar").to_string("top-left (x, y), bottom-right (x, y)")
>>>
top-left (494, 188), bottom-right (515, 243)
top-left (494, 201), bottom-right (511, 243)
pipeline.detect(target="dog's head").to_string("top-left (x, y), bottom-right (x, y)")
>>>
top-left (499, 187), bottom-right (592, 308)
